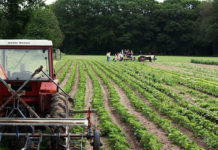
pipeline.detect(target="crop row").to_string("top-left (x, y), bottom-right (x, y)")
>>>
top-left (132, 63), bottom-right (218, 96)
top-left (124, 62), bottom-right (218, 116)
top-left (108, 62), bottom-right (218, 133)
top-left (174, 86), bottom-right (218, 112)
top-left (93, 61), bottom-right (204, 150)
top-left (191, 59), bottom-right (218, 65)
top-left (96, 61), bottom-right (218, 148)
top-left (58, 60), bottom-right (72, 84)
top-left (54, 59), bottom-right (69, 74)
top-left (113, 62), bottom-right (218, 124)
top-left (90, 62), bottom-right (162, 150)
top-left (64, 62), bottom-right (77, 93)
top-left (122, 67), bottom-right (218, 134)
top-left (156, 62), bottom-right (218, 87)
top-left (64, 62), bottom-right (87, 149)
top-left (131, 63), bottom-right (217, 106)
top-left (72, 62), bottom-right (86, 133)
top-left (157, 62), bottom-right (218, 83)
top-left (85, 62), bottom-right (130, 150)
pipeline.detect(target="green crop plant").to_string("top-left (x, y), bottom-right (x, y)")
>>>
top-left (112, 62), bottom-right (218, 124)
top-left (64, 62), bottom-right (77, 93)
top-left (93, 61), bottom-right (204, 150)
top-left (95, 61), bottom-right (218, 149)
top-left (85, 62), bottom-right (129, 150)
top-left (58, 60), bottom-right (72, 84)
top-left (191, 59), bottom-right (218, 65)
top-left (55, 59), bottom-right (69, 74)
top-left (90, 62), bottom-right (162, 150)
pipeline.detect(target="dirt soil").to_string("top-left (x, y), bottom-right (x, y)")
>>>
top-left (96, 73), bottom-right (143, 150)
top-left (129, 83), bottom-right (209, 149)
top-left (84, 73), bottom-right (93, 110)
top-left (59, 62), bottom-right (74, 89)
top-left (69, 63), bottom-right (79, 98)
top-left (84, 71), bottom-right (110, 150)
top-left (56, 63), bottom-right (67, 77)
top-left (167, 85), bottom-right (197, 104)
top-left (84, 73), bottom-right (93, 150)
top-left (148, 63), bottom-right (181, 71)
top-left (84, 73), bottom-right (95, 150)
top-left (110, 80), bottom-right (181, 150)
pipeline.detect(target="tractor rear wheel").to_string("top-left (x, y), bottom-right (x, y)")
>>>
top-left (50, 92), bottom-right (72, 150)
top-left (93, 130), bottom-right (101, 150)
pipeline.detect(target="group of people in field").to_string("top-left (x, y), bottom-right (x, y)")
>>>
top-left (106, 49), bottom-right (136, 62)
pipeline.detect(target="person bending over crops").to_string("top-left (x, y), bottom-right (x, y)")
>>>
top-left (113, 53), bottom-right (118, 62)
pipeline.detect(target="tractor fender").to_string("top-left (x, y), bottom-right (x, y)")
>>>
top-left (39, 82), bottom-right (57, 94)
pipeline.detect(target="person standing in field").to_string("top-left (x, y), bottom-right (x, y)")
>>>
top-left (106, 52), bottom-right (111, 62)
top-left (120, 53), bottom-right (123, 61)
top-left (117, 53), bottom-right (121, 61)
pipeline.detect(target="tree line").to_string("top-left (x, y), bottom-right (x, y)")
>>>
top-left (0, 0), bottom-right (218, 56)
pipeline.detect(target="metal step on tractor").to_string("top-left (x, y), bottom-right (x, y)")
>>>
top-left (0, 39), bottom-right (101, 150)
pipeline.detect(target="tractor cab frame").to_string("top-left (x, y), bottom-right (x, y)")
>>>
top-left (0, 40), bottom-right (56, 115)
top-left (0, 40), bottom-right (100, 150)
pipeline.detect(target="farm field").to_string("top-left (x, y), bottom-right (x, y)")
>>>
top-left (55, 55), bottom-right (218, 150)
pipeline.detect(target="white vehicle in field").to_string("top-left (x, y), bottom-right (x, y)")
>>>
top-left (138, 55), bottom-right (156, 62)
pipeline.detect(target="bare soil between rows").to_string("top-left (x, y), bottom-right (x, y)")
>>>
top-left (56, 63), bottom-right (67, 77)
top-left (128, 80), bottom-right (209, 149)
top-left (91, 70), bottom-right (112, 150)
top-left (56, 60), bottom-right (213, 150)
top-left (69, 63), bottom-right (79, 98)
top-left (99, 63), bottom-right (209, 149)
top-left (147, 63), bottom-right (218, 98)
top-left (109, 79), bottom-right (181, 150)
top-left (84, 73), bottom-right (95, 150)
top-left (59, 62), bottom-right (74, 89)
top-left (95, 73), bottom-right (143, 150)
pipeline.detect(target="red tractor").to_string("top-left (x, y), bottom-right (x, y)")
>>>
top-left (0, 40), bottom-right (100, 150)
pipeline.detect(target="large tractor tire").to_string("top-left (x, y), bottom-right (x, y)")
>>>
top-left (93, 130), bottom-right (101, 150)
top-left (50, 93), bottom-right (72, 150)
top-left (138, 56), bottom-right (146, 62)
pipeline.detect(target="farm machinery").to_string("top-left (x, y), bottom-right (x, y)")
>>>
top-left (0, 40), bottom-right (100, 150)
top-left (138, 55), bottom-right (156, 62)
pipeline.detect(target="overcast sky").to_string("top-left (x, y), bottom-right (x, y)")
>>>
top-left (45, 0), bottom-right (164, 5)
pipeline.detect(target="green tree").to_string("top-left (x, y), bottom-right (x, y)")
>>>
top-left (24, 7), bottom-right (64, 48)
top-left (206, 0), bottom-right (218, 55)
top-left (194, 1), bottom-right (213, 55)
top-left (0, 0), bottom-right (45, 38)
top-left (52, 0), bottom-right (215, 55)
top-left (0, 9), bottom-right (8, 38)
